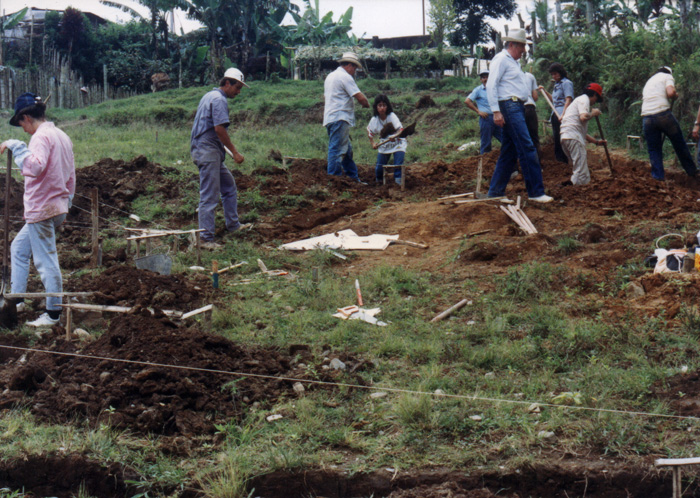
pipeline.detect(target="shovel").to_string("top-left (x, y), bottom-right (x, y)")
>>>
top-left (375, 122), bottom-right (417, 148)
top-left (0, 150), bottom-right (17, 328)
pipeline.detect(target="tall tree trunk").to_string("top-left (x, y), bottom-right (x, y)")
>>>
top-left (679, 0), bottom-right (690, 27)
top-left (555, 0), bottom-right (563, 38)
top-left (152, 11), bottom-right (158, 59)
top-left (586, 0), bottom-right (595, 34)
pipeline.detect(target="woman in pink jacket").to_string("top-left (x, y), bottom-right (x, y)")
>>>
top-left (0, 93), bottom-right (76, 327)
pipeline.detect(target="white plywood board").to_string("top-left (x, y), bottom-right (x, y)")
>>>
top-left (280, 229), bottom-right (399, 251)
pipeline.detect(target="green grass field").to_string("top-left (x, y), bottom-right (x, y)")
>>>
top-left (0, 77), bottom-right (698, 497)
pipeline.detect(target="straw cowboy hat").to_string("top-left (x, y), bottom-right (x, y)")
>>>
top-left (502, 29), bottom-right (528, 44)
top-left (338, 52), bottom-right (362, 67)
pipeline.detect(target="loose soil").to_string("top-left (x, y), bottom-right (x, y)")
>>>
top-left (2, 141), bottom-right (700, 496)
top-left (0, 311), bottom-right (367, 436)
top-left (249, 462), bottom-right (685, 497)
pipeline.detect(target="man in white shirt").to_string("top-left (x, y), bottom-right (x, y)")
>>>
top-left (559, 83), bottom-right (607, 186)
top-left (641, 66), bottom-right (697, 180)
top-left (323, 52), bottom-right (370, 183)
top-left (485, 29), bottom-right (552, 203)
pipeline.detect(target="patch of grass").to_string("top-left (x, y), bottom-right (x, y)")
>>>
top-left (556, 236), bottom-right (582, 254)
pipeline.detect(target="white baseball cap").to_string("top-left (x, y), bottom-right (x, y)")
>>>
top-left (223, 67), bottom-right (249, 88)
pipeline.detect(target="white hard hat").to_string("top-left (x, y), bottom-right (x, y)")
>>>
top-left (223, 67), bottom-right (249, 88)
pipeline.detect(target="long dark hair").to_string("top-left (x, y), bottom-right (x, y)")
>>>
top-left (372, 94), bottom-right (393, 117)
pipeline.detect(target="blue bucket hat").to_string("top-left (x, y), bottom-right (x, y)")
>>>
top-left (10, 92), bottom-right (40, 126)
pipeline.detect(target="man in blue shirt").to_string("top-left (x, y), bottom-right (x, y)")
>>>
top-left (191, 67), bottom-right (250, 250)
top-left (485, 29), bottom-right (552, 203)
top-left (465, 70), bottom-right (502, 154)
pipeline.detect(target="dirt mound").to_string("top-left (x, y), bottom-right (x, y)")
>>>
top-left (65, 264), bottom-right (209, 310)
top-left (0, 454), bottom-right (139, 498)
top-left (0, 312), bottom-right (368, 436)
top-left (75, 155), bottom-right (181, 211)
top-left (416, 95), bottom-right (436, 108)
top-left (0, 313), bottom-right (291, 435)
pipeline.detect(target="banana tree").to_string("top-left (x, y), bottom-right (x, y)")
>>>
top-left (100, 0), bottom-right (189, 58)
top-left (267, 0), bottom-right (357, 79)
top-left (0, 7), bottom-right (28, 65)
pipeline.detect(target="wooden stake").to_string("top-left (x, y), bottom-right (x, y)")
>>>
top-left (595, 115), bottom-right (614, 176)
top-left (431, 299), bottom-right (469, 322)
top-left (65, 307), bottom-right (72, 341)
top-left (212, 260), bottom-right (219, 289)
top-left (392, 239), bottom-right (429, 249)
top-left (455, 196), bottom-right (505, 204)
top-left (90, 188), bottom-right (99, 267)
top-left (475, 156), bottom-right (483, 194)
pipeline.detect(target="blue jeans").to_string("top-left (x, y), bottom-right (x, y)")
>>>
top-left (643, 110), bottom-right (697, 180)
top-left (479, 115), bottom-right (503, 155)
top-left (326, 120), bottom-right (359, 179)
top-left (488, 100), bottom-right (545, 198)
top-left (375, 150), bottom-right (405, 183)
top-left (193, 150), bottom-right (239, 241)
top-left (11, 213), bottom-right (66, 311)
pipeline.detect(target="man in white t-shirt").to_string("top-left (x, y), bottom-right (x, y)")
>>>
top-left (641, 66), bottom-right (697, 180)
top-left (323, 52), bottom-right (370, 182)
top-left (559, 83), bottom-right (607, 186)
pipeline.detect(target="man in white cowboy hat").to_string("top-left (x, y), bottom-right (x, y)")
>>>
top-left (323, 51), bottom-right (370, 182)
top-left (190, 67), bottom-right (251, 250)
top-left (485, 28), bottom-right (552, 203)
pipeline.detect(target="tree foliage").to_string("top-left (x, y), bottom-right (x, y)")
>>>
top-left (450, 0), bottom-right (517, 49)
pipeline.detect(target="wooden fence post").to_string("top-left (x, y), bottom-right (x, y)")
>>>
top-left (91, 188), bottom-right (100, 267)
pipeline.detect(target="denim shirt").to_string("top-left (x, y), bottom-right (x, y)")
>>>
top-left (552, 77), bottom-right (574, 114)
top-left (467, 85), bottom-right (491, 114)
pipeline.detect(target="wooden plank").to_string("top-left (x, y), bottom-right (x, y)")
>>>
top-left (475, 157), bottom-right (483, 194)
top-left (437, 192), bottom-right (474, 200)
top-left (431, 299), bottom-right (469, 322)
top-left (58, 303), bottom-right (183, 318)
top-left (499, 205), bottom-right (528, 232)
top-left (392, 239), bottom-right (429, 249)
top-left (214, 261), bottom-right (248, 275)
top-left (5, 292), bottom-right (93, 298)
top-left (656, 457), bottom-right (700, 467)
top-left (127, 229), bottom-right (203, 241)
top-left (91, 188), bottom-right (99, 267)
top-left (454, 196), bottom-right (505, 204)
top-left (507, 205), bottom-right (534, 234)
top-left (182, 304), bottom-right (214, 320)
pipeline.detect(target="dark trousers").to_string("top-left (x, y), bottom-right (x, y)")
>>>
top-left (643, 110), bottom-right (697, 180)
top-left (551, 114), bottom-right (568, 164)
top-left (524, 104), bottom-right (540, 160)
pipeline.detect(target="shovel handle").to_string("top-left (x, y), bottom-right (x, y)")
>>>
top-left (3, 151), bottom-right (11, 275)
top-left (594, 115), bottom-right (614, 176)
top-left (538, 88), bottom-right (561, 121)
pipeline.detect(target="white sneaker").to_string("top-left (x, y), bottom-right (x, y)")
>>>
top-left (27, 313), bottom-right (59, 328)
top-left (530, 195), bottom-right (553, 203)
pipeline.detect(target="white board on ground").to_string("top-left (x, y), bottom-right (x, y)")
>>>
top-left (280, 229), bottom-right (399, 251)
